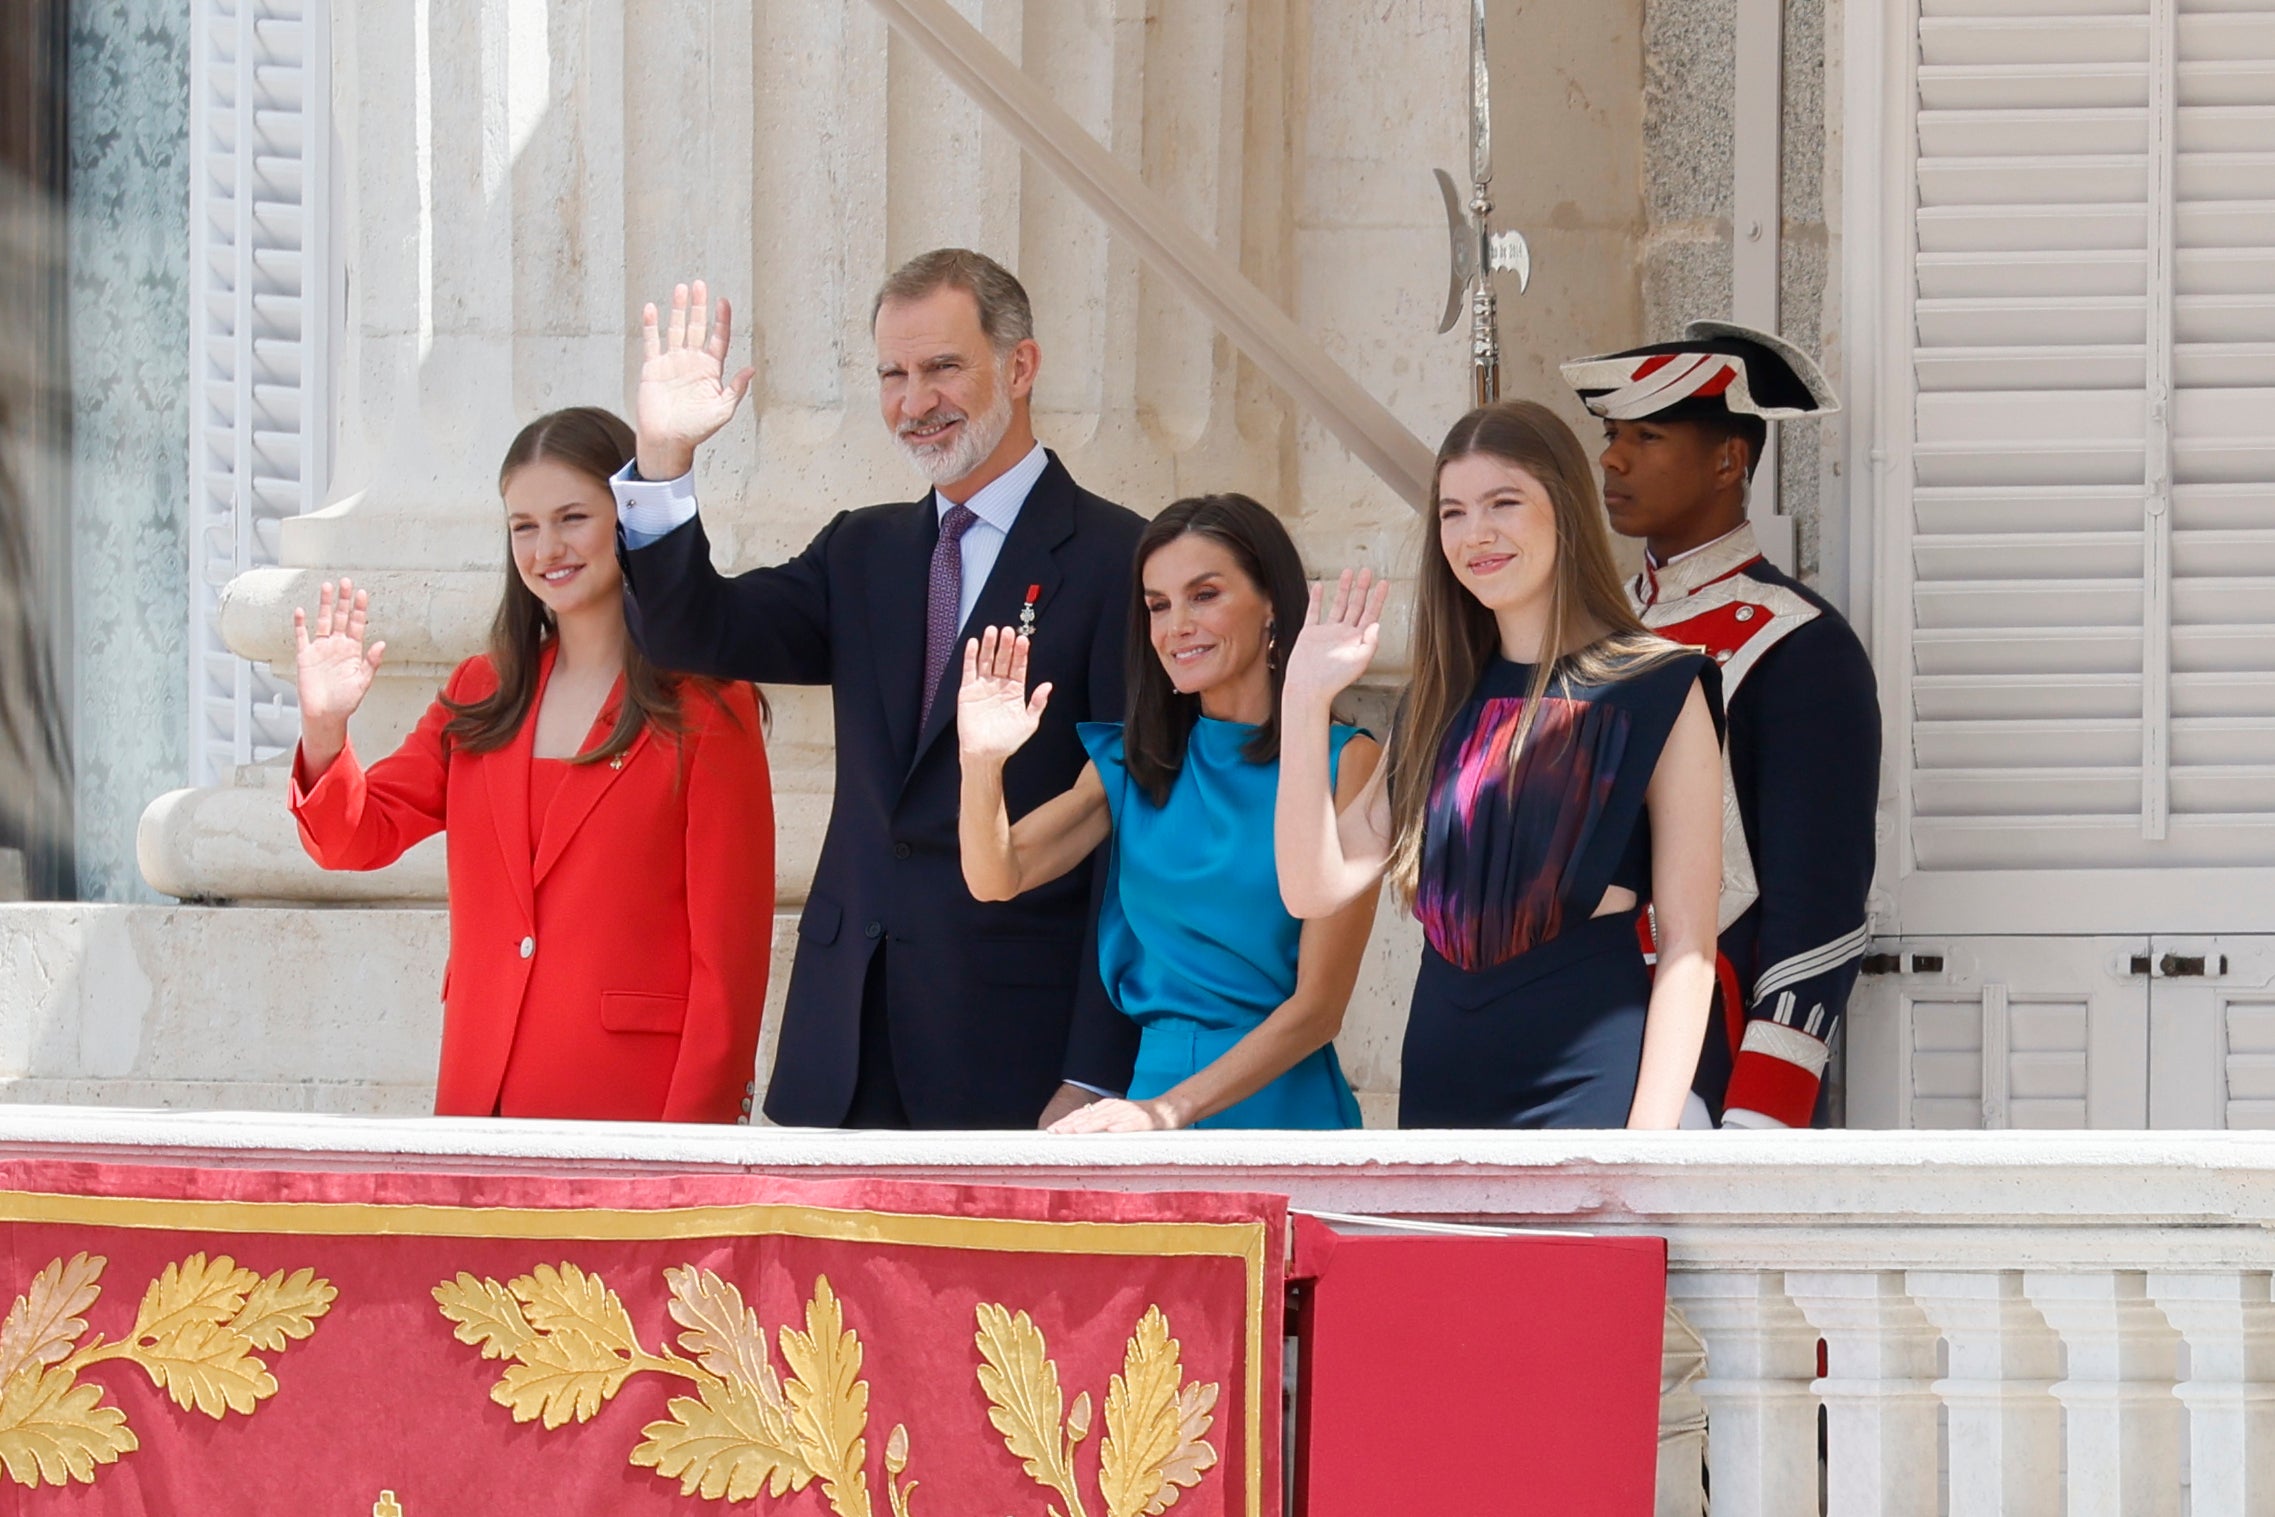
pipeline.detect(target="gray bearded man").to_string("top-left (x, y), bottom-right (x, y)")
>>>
top-left (612, 251), bottom-right (1145, 1131)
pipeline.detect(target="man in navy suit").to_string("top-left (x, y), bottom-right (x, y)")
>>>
top-left (613, 250), bottom-right (1144, 1130)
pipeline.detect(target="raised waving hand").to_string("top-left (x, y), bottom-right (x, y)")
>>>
top-left (957, 626), bottom-right (1052, 765)
top-left (1282, 568), bottom-right (1391, 708)
top-left (633, 279), bottom-right (757, 480)
top-left (293, 578), bottom-right (385, 778)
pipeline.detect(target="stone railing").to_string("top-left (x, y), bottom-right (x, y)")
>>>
top-left (1, 1113), bottom-right (2265, 1514)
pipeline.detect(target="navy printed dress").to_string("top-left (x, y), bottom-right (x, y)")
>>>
top-left (1401, 649), bottom-right (1720, 1128)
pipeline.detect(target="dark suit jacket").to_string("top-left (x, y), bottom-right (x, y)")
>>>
top-left (620, 450), bottom-right (1145, 1127)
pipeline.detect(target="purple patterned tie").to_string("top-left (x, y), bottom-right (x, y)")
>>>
top-left (919, 503), bottom-right (980, 730)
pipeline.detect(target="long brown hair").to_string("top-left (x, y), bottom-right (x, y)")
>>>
top-left (1384, 399), bottom-right (1682, 902)
top-left (1122, 494), bottom-right (1309, 806)
top-left (441, 406), bottom-right (716, 763)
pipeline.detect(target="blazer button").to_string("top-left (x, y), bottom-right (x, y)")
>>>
top-left (893, 842), bottom-right (911, 860)
top-left (864, 921), bottom-right (883, 940)
top-left (519, 935), bottom-right (535, 959)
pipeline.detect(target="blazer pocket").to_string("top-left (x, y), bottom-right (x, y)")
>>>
top-left (600, 992), bottom-right (688, 1034)
top-left (798, 893), bottom-right (843, 946)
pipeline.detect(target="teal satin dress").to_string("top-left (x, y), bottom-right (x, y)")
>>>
top-left (1078, 717), bottom-right (1365, 1130)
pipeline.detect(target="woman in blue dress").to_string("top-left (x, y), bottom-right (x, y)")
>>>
top-left (957, 494), bottom-right (1382, 1131)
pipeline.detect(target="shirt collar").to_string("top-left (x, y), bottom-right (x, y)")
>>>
top-left (936, 441), bottom-right (1048, 534)
top-left (1639, 520), bottom-right (1764, 606)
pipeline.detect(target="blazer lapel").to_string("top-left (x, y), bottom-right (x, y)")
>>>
top-left (869, 495), bottom-right (940, 770)
top-left (907, 458), bottom-right (1076, 773)
top-left (530, 677), bottom-right (648, 889)
top-left (483, 645), bottom-right (545, 928)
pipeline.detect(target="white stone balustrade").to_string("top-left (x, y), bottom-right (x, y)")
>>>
top-left (0, 1117), bottom-right (2267, 1514)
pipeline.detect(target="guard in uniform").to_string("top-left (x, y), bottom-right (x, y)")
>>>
top-left (1563, 321), bottom-right (1880, 1130)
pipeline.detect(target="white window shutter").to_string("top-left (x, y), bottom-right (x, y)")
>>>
top-left (186, 0), bottom-right (330, 786)
top-left (1902, 0), bottom-right (2275, 891)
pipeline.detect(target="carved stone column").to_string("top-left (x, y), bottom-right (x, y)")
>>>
top-left (1909, 1270), bottom-right (2062, 1517)
top-left (2148, 1271), bottom-right (2275, 1517)
top-left (2024, 1271), bottom-right (2185, 1517)
top-left (139, 0), bottom-right (1302, 906)
top-left (1664, 1270), bottom-right (1820, 1517)
top-left (1787, 1271), bottom-right (1940, 1517)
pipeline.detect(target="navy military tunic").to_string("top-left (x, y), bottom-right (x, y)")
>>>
top-left (1631, 523), bottom-right (1881, 1127)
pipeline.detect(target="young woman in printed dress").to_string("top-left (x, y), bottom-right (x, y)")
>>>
top-left (1275, 400), bottom-right (1723, 1128)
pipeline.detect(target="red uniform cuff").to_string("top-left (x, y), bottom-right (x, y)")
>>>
top-left (1723, 1049), bottom-right (1822, 1129)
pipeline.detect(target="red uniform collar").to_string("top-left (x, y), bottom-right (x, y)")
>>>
top-left (1638, 522), bottom-right (1768, 609)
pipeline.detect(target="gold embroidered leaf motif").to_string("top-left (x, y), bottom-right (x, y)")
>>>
top-left (509, 1263), bottom-right (639, 1357)
top-left (230, 1268), bottom-right (337, 1353)
top-left (0, 1254), bottom-right (105, 1386)
top-left (130, 1315), bottom-right (278, 1417)
top-left (631, 1375), bottom-right (814, 1501)
top-left (432, 1275), bottom-right (537, 1361)
top-left (973, 1303), bottom-right (1085, 1517)
top-left (778, 1276), bottom-right (871, 1517)
top-left (494, 1327), bottom-right (635, 1429)
top-left (664, 1266), bottom-right (777, 1398)
top-left (1099, 1307), bottom-right (1216, 1517)
top-left (1159, 1383), bottom-right (1220, 1502)
top-left (0, 1364), bottom-right (136, 1487)
top-left (128, 1254), bottom-right (260, 1349)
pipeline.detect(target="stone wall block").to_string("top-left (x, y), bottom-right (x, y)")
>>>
top-left (0, 904), bottom-right (446, 1091)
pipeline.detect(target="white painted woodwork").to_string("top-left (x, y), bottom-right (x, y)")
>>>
top-left (1874, 0), bottom-right (2275, 928)
top-left (186, 0), bottom-right (332, 785)
top-left (1846, 936), bottom-right (2149, 1129)
top-left (1851, 934), bottom-right (2275, 1130)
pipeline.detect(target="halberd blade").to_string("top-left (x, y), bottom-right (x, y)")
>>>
top-left (1435, 168), bottom-right (1474, 334)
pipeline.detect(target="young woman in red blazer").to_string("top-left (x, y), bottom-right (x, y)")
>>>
top-left (289, 407), bottom-right (774, 1123)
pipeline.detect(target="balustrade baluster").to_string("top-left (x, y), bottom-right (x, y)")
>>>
top-left (1666, 1270), bottom-right (1820, 1517)
top-left (1786, 1271), bottom-right (1940, 1517)
top-left (1909, 1270), bottom-right (2063, 1517)
top-left (2146, 1271), bottom-right (2275, 1517)
top-left (2023, 1271), bottom-right (2184, 1517)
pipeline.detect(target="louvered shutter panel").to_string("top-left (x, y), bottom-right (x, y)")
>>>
top-left (1903, 0), bottom-right (2275, 893)
top-left (187, 0), bottom-right (330, 786)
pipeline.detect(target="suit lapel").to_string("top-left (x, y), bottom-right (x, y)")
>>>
top-left (530, 676), bottom-right (647, 888)
top-left (869, 495), bottom-right (940, 770)
top-left (483, 645), bottom-right (545, 928)
top-left (907, 458), bottom-right (1076, 773)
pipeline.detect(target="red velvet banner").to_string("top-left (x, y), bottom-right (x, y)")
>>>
top-left (0, 1160), bottom-right (1283, 1516)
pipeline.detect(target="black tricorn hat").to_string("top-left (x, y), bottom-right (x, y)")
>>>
top-left (1561, 320), bottom-right (1839, 423)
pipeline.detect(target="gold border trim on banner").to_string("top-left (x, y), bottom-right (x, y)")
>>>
top-left (0, 1189), bottom-right (1270, 1517)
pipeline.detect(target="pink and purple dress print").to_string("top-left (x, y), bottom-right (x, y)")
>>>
top-left (1400, 649), bottom-right (1720, 1129)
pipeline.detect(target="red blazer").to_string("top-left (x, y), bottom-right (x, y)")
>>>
top-left (291, 649), bottom-right (774, 1122)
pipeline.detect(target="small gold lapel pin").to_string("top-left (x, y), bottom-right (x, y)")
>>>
top-left (374, 1493), bottom-right (403, 1517)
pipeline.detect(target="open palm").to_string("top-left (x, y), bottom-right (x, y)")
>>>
top-left (634, 279), bottom-right (756, 478)
top-left (1284, 568), bottom-right (1390, 706)
top-left (958, 627), bottom-right (1051, 763)
top-left (294, 579), bottom-right (385, 731)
